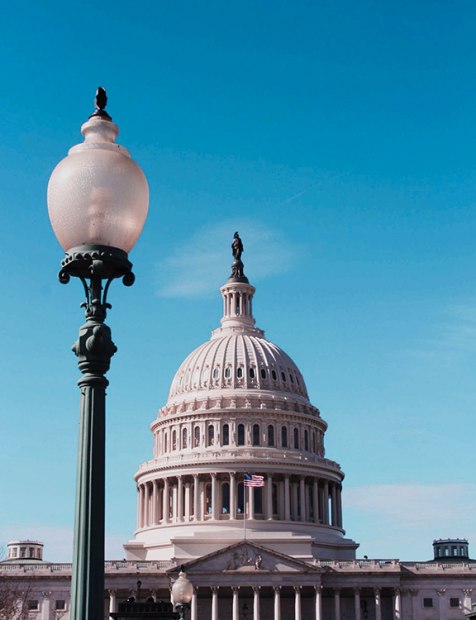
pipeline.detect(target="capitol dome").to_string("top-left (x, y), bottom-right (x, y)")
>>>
top-left (125, 235), bottom-right (358, 563)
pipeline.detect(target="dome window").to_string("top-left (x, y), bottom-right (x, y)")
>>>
top-left (268, 425), bottom-right (275, 447)
top-left (289, 374), bottom-right (294, 384)
top-left (182, 428), bottom-right (188, 449)
top-left (193, 370), bottom-right (199, 384)
top-left (225, 368), bottom-right (231, 378)
top-left (253, 424), bottom-right (260, 446)
top-left (249, 368), bottom-right (255, 379)
top-left (208, 425), bottom-right (214, 446)
top-left (194, 426), bottom-right (200, 447)
top-left (223, 424), bottom-right (229, 446)
top-left (271, 370), bottom-right (277, 380)
top-left (213, 368), bottom-right (219, 379)
top-left (237, 367), bottom-right (243, 378)
top-left (281, 426), bottom-right (288, 448)
top-left (296, 376), bottom-right (300, 386)
top-left (281, 372), bottom-right (286, 382)
top-left (260, 369), bottom-right (266, 379)
top-left (294, 428), bottom-right (299, 449)
top-left (185, 373), bottom-right (190, 385)
top-left (304, 429), bottom-right (309, 451)
top-left (172, 430), bottom-right (177, 451)
top-left (238, 424), bottom-right (245, 446)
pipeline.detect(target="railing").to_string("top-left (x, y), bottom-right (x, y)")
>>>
top-left (1, 561), bottom-right (175, 572)
top-left (318, 559), bottom-right (399, 569)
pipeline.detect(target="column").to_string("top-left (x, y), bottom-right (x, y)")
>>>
top-left (331, 483), bottom-right (337, 526)
top-left (437, 590), bottom-right (446, 620)
top-left (375, 589), bottom-right (382, 620)
top-left (172, 484), bottom-right (178, 521)
top-left (315, 586), bottom-right (322, 620)
top-left (230, 473), bottom-right (236, 519)
top-left (323, 481), bottom-right (329, 524)
top-left (334, 588), bottom-right (341, 620)
top-left (354, 588), bottom-right (361, 620)
top-left (211, 586), bottom-right (219, 620)
top-left (211, 473), bottom-right (218, 520)
top-left (177, 475), bottom-right (184, 523)
top-left (463, 590), bottom-right (473, 614)
top-left (295, 586), bottom-right (302, 620)
top-left (284, 475), bottom-right (291, 520)
top-left (253, 586), bottom-right (261, 620)
top-left (278, 480), bottom-right (285, 520)
top-left (41, 592), bottom-right (51, 620)
top-left (267, 474), bottom-right (273, 520)
top-left (137, 485), bottom-right (141, 529)
top-left (163, 478), bottom-right (169, 524)
top-left (394, 589), bottom-right (402, 620)
top-left (249, 485), bottom-right (255, 520)
top-left (185, 482), bottom-right (191, 521)
top-left (200, 479), bottom-right (205, 519)
top-left (273, 586), bottom-right (281, 620)
top-left (144, 482), bottom-right (150, 527)
top-left (157, 481), bottom-right (162, 522)
top-left (191, 587), bottom-right (198, 620)
top-left (193, 474), bottom-right (200, 521)
top-left (300, 477), bottom-right (306, 522)
top-left (108, 590), bottom-right (117, 618)
top-left (152, 481), bottom-right (158, 525)
top-left (313, 479), bottom-right (319, 523)
top-left (232, 587), bottom-right (240, 620)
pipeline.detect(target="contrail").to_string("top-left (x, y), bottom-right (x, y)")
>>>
top-left (279, 169), bottom-right (353, 205)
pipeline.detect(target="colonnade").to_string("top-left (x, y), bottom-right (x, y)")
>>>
top-left (137, 473), bottom-right (343, 529)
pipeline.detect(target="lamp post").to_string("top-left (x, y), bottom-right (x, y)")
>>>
top-left (47, 88), bottom-right (149, 620)
top-left (171, 568), bottom-right (193, 620)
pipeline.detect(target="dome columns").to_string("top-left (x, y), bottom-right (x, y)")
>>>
top-left (135, 473), bottom-right (343, 530)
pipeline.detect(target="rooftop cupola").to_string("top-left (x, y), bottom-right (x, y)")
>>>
top-left (219, 232), bottom-right (257, 330)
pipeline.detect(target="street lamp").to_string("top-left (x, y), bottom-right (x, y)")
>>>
top-left (171, 568), bottom-right (193, 620)
top-left (47, 88), bottom-right (149, 620)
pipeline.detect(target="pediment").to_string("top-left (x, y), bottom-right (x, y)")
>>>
top-left (168, 542), bottom-right (320, 574)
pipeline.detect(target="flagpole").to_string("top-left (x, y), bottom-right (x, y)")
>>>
top-left (244, 486), bottom-right (247, 540)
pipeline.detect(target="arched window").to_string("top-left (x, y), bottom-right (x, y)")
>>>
top-left (253, 424), bottom-right (260, 446)
top-left (190, 484), bottom-right (194, 516)
top-left (225, 368), bottom-right (231, 378)
top-left (172, 430), bottom-right (177, 450)
top-left (249, 368), bottom-right (255, 378)
top-left (208, 425), bottom-right (214, 447)
top-left (223, 424), bottom-right (229, 446)
top-left (290, 374), bottom-right (294, 384)
top-left (294, 428), bottom-right (299, 449)
top-left (296, 376), bottom-right (300, 386)
top-left (222, 483), bottom-right (230, 514)
top-left (312, 431), bottom-right (316, 453)
top-left (213, 368), bottom-right (219, 379)
top-left (261, 368), bottom-right (267, 379)
top-left (308, 486), bottom-right (313, 520)
top-left (238, 424), bottom-right (245, 446)
top-left (237, 367), bottom-right (243, 378)
top-left (182, 428), bottom-right (188, 449)
top-left (268, 425), bottom-right (275, 447)
top-left (271, 370), bottom-right (277, 380)
top-left (237, 483), bottom-right (244, 515)
top-left (281, 426), bottom-right (288, 448)
top-left (194, 426), bottom-right (200, 447)
top-left (304, 429), bottom-right (309, 451)
top-left (281, 372), bottom-right (286, 382)
top-left (254, 488), bottom-right (263, 514)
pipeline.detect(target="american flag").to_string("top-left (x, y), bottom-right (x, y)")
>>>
top-left (244, 473), bottom-right (265, 487)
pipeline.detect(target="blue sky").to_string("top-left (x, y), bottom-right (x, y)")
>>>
top-left (1, 0), bottom-right (476, 562)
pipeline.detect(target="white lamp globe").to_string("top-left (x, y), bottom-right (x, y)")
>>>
top-left (171, 570), bottom-right (193, 605)
top-left (47, 103), bottom-right (149, 254)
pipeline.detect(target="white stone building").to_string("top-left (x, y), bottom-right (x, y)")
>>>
top-left (2, 244), bottom-right (476, 620)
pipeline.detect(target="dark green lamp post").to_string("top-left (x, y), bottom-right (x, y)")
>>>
top-left (47, 89), bottom-right (149, 620)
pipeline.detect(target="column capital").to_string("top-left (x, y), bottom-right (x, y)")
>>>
top-left (273, 586), bottom-right (281, 594)
top-left (193, 586), bottom-right (199, 594)
top-left (42, 592), bottom-right (52, 599)
top-left (210, 586), bottom-right (219, 594)
top-left (211, 472), bottom-right (217, 479)
top-left (108, 589), bottom-right (117, 596)
top-left (294, 586), bottom-right (302, 593)
top-left (394, 589), bottom-right (401, 596)
top-left (353, 587), bottom-right (361, 594)
top-left (374, 588), bottom-right (381, 596)
top-left (177, 474), bottom-right (183, 480)
top-left (252, 586), bottom-right (261, 593)
top-left (334, 588), bottom-right (341, 595)
top-left (230, 472), bottom-right (236, 479)
top-left (463, 589), bottom-right (473, 597)
top-left (231, 586), bottom-right (240, 593)
top-left (193, 473), bottom-right (199, 480)
top-left (314, 586), bottom-right (322, 594)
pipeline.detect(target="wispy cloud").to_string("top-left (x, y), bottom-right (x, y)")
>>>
top-left (157, 220), bottom-right (301, 298)
top-left (344, 482), bottom-right (476, 559)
